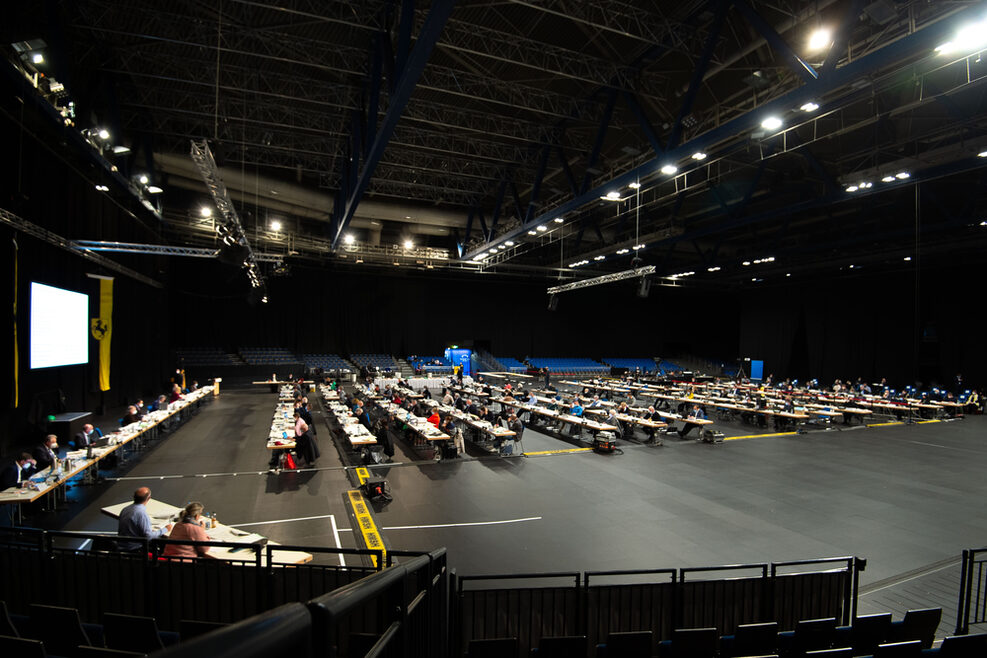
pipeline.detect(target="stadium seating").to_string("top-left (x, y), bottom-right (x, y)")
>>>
top-left (349, 353), bottom-right (398, 372)
top-left (409, 356), bottom-right (453, 373)
top-left (528, 357), bottom-right (606, 375)
top-left (602, 357), bottom-right (657, 372)
top-left (238, 348), bottom-right (300, 365)
top-left (174, 347), bottom-right (241, 366)
top-left (300, 354), bottom-right (353, 372)
top-left (494, 356), bottom-right (527, 372)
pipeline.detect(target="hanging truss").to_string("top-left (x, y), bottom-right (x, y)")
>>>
top-left (0, 208), bottom-right (163, 288)
top-left (547, 265), bottom-right (656, 295)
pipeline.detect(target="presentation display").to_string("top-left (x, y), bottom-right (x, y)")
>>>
top-left (30, 282), bottom-right (90, 369)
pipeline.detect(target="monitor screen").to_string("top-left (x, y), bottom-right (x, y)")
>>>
top-left (30, 282), bottom-right (90, 369)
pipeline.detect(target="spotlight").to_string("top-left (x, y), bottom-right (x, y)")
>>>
top-left (31, 52), bottom-right (44, 64)
top-left (553, 217), bottom-right (564, 223)
top-left (138, 174), bottom-right (149, 185)
top-left (111, 145), bottom-right (131, 155)
top-left (147, 186), bottom-right (163, 194)
top-left (660, 164), bottom-right (678, 175)
top-left (846, 185), bottom-right (859, 192)
top-left (800, 102), bottom-right (819, 112)
top-left (978, 150), bottom-right (987, 158)
top-left (808, 28), bottom-right (832, 52)
top-left (403, 239), bottom-right (414, 249)
top-left (505, 240), bottom-right (515, 246)
top-left (628, 181), bottom-right (641, 189)
top-left (200, 206), bottom-right (212, 218)
top-left (94, 184), bottom-right (109, 192)
top-left (935, 20), bottom-right (987, 56)
top-left (270, 220), bottom-right (282, 231)
top-left (761, 116), bottom-right (783, 131)
top-left (97, 128), bottom-right (110, 140)
top-left (528, 230), bottom-right (537, 235)
top-left (882, 175), bottom-right (895, 183)
top-left (691, 152), bottom-right (707, 160)
top-left (742, 261), bottom-right (751, 266)
top-left (593, 255), bottom-right (605, 261)
top-left (707, 266), bottom-right (721, 272)
top-left (344, 234), bottom-right (355, 245)
top-left (536, 225), bottom-right (548, 231)
top-left (604, 191), bottom-right (621, 201)
top-left (895, 172), bottom-right (911, 179)
top-left (903, 256), bottom-right (912, 261)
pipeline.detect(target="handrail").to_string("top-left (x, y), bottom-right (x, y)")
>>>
top-left (310, 550), bottom-right (438, 619)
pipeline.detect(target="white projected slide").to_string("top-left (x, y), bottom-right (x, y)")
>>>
top-left (30, 282), bottom-right (90, 369)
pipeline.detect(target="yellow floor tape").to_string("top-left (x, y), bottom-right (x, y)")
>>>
top-left (524, 447), bottom-right (593, 456)
top-left (916, 419), bottom-right (942, 424)
top-left (723, 431), bottom-right (797, 441)
top-left (346, 489), bottom-right (385, 567)
top-left (355, 467), bottom-right (370, 485)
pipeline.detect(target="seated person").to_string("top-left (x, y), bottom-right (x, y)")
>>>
top-left (427, 408), bottom-right (441, 428)
top-left (122, 406), bottom-right (143, 426)
top-left (679, 404), bottom-right (708, 439)
top-left (1, 452), bottom-right (37, 490)
top-left (439, 415), bottom-right (464, 456)
top-left (163, 502), bottom-right (211, 559)
top-left (149, 394), bottom-right (169, 412)
top-left (169, 383), bottom-right (185, 403)
top-left (118, 486), bottom-right (172, 552)
top-left (642, 406), bottom-right (664, 443)
top-left (75, 422), bottom-right (101, 446)
top-left (32, 434), bottom-right (60, 471)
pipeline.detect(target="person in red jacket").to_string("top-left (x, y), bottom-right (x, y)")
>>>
top-left (427, 409), bottom-right (441, 428)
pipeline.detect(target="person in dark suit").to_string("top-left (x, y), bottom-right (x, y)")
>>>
top-left (679, 404), bottom-right (708, 439)
top-left (74, 423), bottom-right (100, 446)
top-left (32, 434), bottom-right (60, 471)
top-left (642, 405), bottom-right (665, 444)
top-left (1, 453), bottom-right (37, 490)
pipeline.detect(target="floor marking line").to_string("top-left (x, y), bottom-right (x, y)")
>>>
top-left (329, 514), bottom-right (346, 568)
top-left (916, 419), bottom-right (942, 424)
top-left (525, 448), bottom-right (592, 456)
top-left (106, 464), bottom-right (351, 481)
top-left (858, 560), bottom-right (960, 597)
top-left (228, 514), bottom-right (335, 528)
top-left (379, 516), bottom-right (543, 531)
top-left (724, 431), bottom-right (797, 441)
top-left (867, 422), bottom-right (905, 427)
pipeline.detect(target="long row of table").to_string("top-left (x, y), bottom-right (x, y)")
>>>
top-left (0, 385), bottom-right (217, 521)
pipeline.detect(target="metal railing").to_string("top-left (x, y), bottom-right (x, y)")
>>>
top-left (0, 527), bottom-right (380, 631)
top-left (956, 547), bottom-right (987, 634)
top-left (454, 557), bottom-right (863, 658)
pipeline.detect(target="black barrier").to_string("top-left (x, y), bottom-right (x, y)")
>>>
top-left (0, 527), bottom-right (380, 632)
top-left (454, 557), bottom-right (862, 658)
top-left (957, 547), bottom-right (987, 634)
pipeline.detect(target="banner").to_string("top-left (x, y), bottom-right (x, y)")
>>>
top-left (90, 277), bottom-right (113, 391)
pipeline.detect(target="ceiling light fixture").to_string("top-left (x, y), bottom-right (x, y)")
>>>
top-left (138, 174), bottom-right (149, 185)
top-left (343, 234), bottom-right (355, 245)
top-left (536, 225), bottom-right (548, 231)
top-left (800, 102), bottom-right (819, 112)
top-left (761, 116), bottom-right (783, 131)
top-left (505, 240), bottom-right (515, 246)
top-left (146, 186), bottom-right (163, 194)
top-left (808, 28), bottom-right (832, 52)
top-left (691, 151), bottom-right (707, 160)
top-left (32, 52), bottom-right (44, 64)
top-left (403, 240), bottom-right (414, 249)
top-left (707, 266), bottom-right (721, 272)
top-left (200, 207), bottom-right (212, 218)
top-left (896, 172), bottom-right (911, 179)
top-left (528, 230), bottom-right (537, 235)
top-left (603, 191), bottom-right (621, 201)
top-left (270, 220), bottom-right (282, 231)
top-left (97, 128), bottom-right (111, 140)
top-left (846, 185), bottom-right (859, 192)
top-left (881, 175), bottom-right (895, 183)
top-left (553, 217), bottom-right (564, 223)
top-left (660, 164), bottom-right (678, 175)
top-left (628, 181), bottom-right (641, 189)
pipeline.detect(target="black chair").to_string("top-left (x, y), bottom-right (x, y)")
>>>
top-left (778, 617), bottom-right (837, 657)
top-left (724, 622), bottom-right (778, 657)
top-left (533, 635), bottom-right (587, 657)
top-left (666, 627), bottom-right (718, 658)
top-left (873, 640), bottom-right (923, 657)
top-left (0, 601), bottom-right (18, 637)
top-left (77, 647), bottom-right (147, 657)
top-left (178, 620), bottom-right (228, 642)
top-left (888, 608), bottom-right (941, 649)
top-left (467, 637), bottom-right (518, 657)
top-left (936, 632), bottom-right (987, 656)
top-left (28, 604), bottom-right (91, 657)
top-left (102, 613), bottom-right (170, 653)
top-left (153, 603), bottom-right (312, 658)
top-left (848, 612), bottom-right (892, 655)
top-left (596, 630), bottom-right (652, 657)
top-left (0, 634), bottom-right (47, 658)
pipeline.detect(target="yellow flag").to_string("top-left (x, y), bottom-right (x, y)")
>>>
top-left (94, 278), bottom-right (113, 391)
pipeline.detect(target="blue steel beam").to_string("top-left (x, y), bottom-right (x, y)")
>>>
top-left (732, 0), bottom-right (819, 83)
top-left (556, 144), bottom-right (579, 196)
top-left (667, 0), bottom-right (729, 150)
top-left (580, 89), bottom-right (618, 194)
top-left (463, 5), bottom-right (980, 260)
top-left (331, 0), bottom-right (457, 249)
top-left (822, 0), bottom-right (864, 76)
top-left (621, 91), bottom-right (665, 157)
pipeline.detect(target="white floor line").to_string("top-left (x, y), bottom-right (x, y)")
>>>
top-left (329, 514), bottom-right (346, 568)
top-left (336, 516), bottom-right (543, 532)
top-left (229, 514), bottom-right (336, 528)
top-left (859, 560), bottom-right (961, 597)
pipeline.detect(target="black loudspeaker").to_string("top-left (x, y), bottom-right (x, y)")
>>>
top-left (637, 276), bottom-right (651, 298)
top-left (547, 294), bottom-right (558, 311)
top-left (361, 477), bottom-right (392, 503)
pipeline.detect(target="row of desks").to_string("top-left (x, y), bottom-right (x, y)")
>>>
top-left (0, 385), bottom-right (216, 518)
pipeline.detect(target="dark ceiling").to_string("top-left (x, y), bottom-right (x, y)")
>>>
top-left (5, 0), bottom-right (987, 286)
